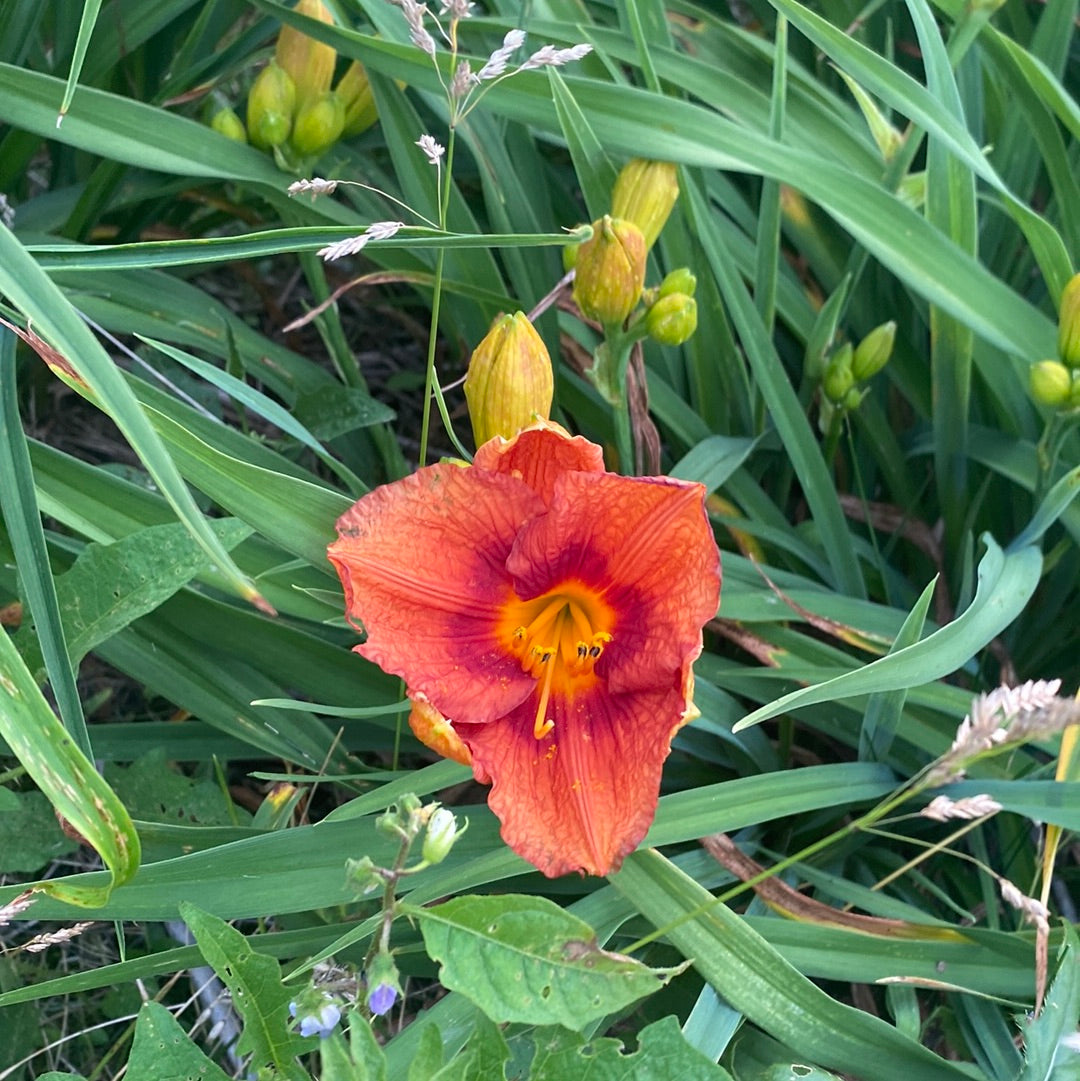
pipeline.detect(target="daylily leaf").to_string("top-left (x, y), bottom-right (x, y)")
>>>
top-left (413, 893), bottom-right (678, 1029)
top-left (0, 628), bottom-right (139, 908)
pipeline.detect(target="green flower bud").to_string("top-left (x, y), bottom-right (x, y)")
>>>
top-left (464, 312), bottom-right (554, 446)
top-left (822, 343), bottom-right (855, 404)
top-left (572, 215), bottom-right (647, 327)
top-left (336, 60), bottom-right (377, 136)
top-left (247, 62), bottom-right (296, 150)
top-left (421, 807), bottom-right (459, 865)
top-left (1030, 359), bottom-right (1071, 407)
top-left (646, 292), bottom-right (698, 346)
top-left (1070, 370), bottom-right (1080, 409)
top-left (658, 267), bottom-right (697, 299)
top-left (345, 855), bottom-right (383, 895)
top-left (210, 107), bottom-right (247, 143)
top-left (290, 90), bottom-right (345, 157)
top-left (852, 320), bottom-right (896, 382)
top-left (611, 159), bottom-right (679, 249)
top-left (842, 386), bottom-right (867, 411)
top-left (1057, 272), bottom-right (1080, 369)
top-left (275, 0), bottom-right (336, 107)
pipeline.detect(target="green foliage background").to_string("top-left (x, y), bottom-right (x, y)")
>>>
top-left (0, 0), bottom-right (1077, 1077)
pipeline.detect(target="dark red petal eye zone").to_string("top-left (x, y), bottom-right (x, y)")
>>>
top-left (328, 463), bottom-right (543, 723)
top-left (473, 422), bottom-right (606, 503)
top-left (506, 470), bottom-right (720, 693)
top-left (457, 676), bottom-right (693, 878)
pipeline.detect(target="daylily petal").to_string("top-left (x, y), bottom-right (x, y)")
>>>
top-left (506, 470), bottom-right (720, 693)
top-left (328, 463), bottom-right (542, 722)
top-left (457, 669), bottom-right (694, 877)
top-left (473, 420), bottom-right (605, 504)
top-left (408, 697), bottom-right (473, 767)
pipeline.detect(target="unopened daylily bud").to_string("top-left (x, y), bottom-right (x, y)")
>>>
top-left (822, 343), bottom-right (855, 404)
top-left (1058, 273), bottom-right (1080, 369)
top-left (842, 386), bottom-right (866, 411)
top-left (852, 320), bottom-right (896, 381)
top-left (572, 215), bottom-right (647, 327)
top-left (646, 292), bottom-right (698, 346)
top-left (421, 807), bottom-right (459, 865)
top-left (1030, 359), bottom-right (1071, 407)
top-left (210, 107), bottom-right (247, 143)
top-left (464, 312), bottom-right (554, 446)
top-left (1070, 370), bottom-right (1080, 409)
top-left (290, 91), bottom-right (345, 157)
top-left (611, 159), bottom-right (679, 249)
top-left (336, 60), bottom-right (378, 136)
top-left (275, 0), bottom-right (336, 106)
top-left (247, 62), bottom-right (296, 150)
top-left (658, 267), bottom-right (697, 299)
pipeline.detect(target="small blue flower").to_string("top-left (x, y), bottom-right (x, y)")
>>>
top-left (289, 998), bottom-right (341, 1038)
top-left (367, 982), bottom-right (397, 1017)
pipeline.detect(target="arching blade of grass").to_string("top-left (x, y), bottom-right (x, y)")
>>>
top-left (0, 226), bottom-right (272, 612)
top-left (735, 537), bottom-right (1042, 730)
top-left (613, 850), bottom-right (974, 1081)
top-left (0, 328), bottom-right (87, 755)
top-left (0, 628), bottom-right (139, 908)
top-left (56, 0), bottom-right (101, 122)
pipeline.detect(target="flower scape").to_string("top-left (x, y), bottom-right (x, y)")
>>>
top-left (328, 421), bottom-right (721, 877)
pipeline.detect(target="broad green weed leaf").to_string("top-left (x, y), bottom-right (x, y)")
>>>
top-left (55, 519), bottom-right (252, 666)
top-left (407, 1024), bottom-right (445, 1081)
top-left (431, 1013), bottom-right (510, 1081)
top-left (530, 1016), bottom-right (735, 1081)
top-left (125, 1001), bottom-right (231, 1081)
top-left (319, 1015), bottom-right (388, 1081)
top-left (0, 788), bottom-right (78, 873)
top-left (104, 749), bottom-right (248, 830)
top-left (0, 629), bottom-right (139, 907)
top-left (180, 902), bottom-right (309, 1080)
top-left (414, 893), bottom-right (676, 1029)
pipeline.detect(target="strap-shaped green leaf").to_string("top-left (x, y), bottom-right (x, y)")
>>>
top-left (612, 850), bottom-right (972, 1081)
top-left (0, 628), bottom-right (139, 907)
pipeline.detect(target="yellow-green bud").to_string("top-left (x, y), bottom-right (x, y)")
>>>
top-left (1057, 272), bottom-right (1080, 369)
top-left (336, 60), bottom-right (377, 137)
top-left (822, 343), bottom-right (855, 404)
top-left (611, 159), bottom-right (679, 249)
top-left (1070, 370), bottom-right (1080, 409)
top-left (290, 91), bottom-right (345, 157)
top-left (1029, 359), bottom-right (1071, 407)
top-left (464, 312), bottom-right (554, 446)
top-left (247, 62), bottom-right (296, 150)
top-left (658, 267), bottom-right (696, 299)
top-left (572, 215), bottom-right (647, 327)
top-left (210, 107), bottom-right (247, 143)
top-left (646, 292), bottom-right (698, 346)
top-left (275, 0), bottom-right (336, 107)
top-left (421, 807), bottom-right (459, 865)
top-left (852, 320), bottom-right (896, 382)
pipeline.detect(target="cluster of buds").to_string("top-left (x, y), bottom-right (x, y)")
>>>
top-left (209, 0), bottom-right (378, 166)
top-left (821, 320), bottom-right (896, 416)
top-left (1030, 273), bottom-right (1080, 410)
top-left (464, 312), bottom-right (554, 446)
top-left (346, 796), bottom-right (465, 898)
top-left (568, 158), bottom-right (698, 350)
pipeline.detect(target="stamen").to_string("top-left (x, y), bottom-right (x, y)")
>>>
top-left (507, 587), bottom-right (612, 740)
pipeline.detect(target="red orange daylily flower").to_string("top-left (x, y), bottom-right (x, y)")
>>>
top-left (328, 421), bottom-right (721, 877)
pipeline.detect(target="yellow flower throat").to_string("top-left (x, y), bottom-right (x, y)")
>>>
top-left (506, 586), bottom-right (613, 741)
